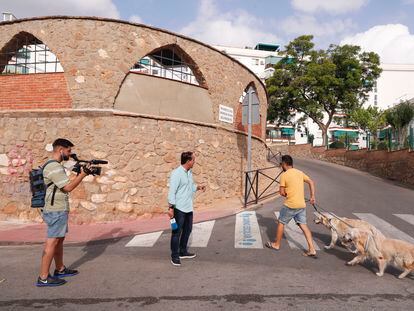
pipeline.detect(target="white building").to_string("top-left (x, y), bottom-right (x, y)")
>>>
top-left (213, 43), bottom-right (282, 82)
top-left (365, 63), bottom-right (414, 110)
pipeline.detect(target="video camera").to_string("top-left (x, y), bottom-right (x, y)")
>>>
top-left (70, 153), bottom-right (108, 176)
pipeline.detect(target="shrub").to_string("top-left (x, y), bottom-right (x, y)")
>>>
top-left (377, 141), bottom-right (388, 150)
top-left (329, 141), bottom-right (345, 149)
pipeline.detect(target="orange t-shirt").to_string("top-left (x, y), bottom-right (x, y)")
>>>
top-left (279, 168), bottom-right (310, 208)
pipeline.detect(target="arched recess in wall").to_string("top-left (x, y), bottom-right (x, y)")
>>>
top-left (114, 44), bottom-right (215, 123)
top-left (234, 82), bottom-right (262, 137)
top-left (0, 31), bottom-right (71, 109)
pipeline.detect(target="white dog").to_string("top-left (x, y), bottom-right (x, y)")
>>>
top-left (314, 212), bottom-right (384, 250)
top-left (342, 227), bottom-right (414, 279)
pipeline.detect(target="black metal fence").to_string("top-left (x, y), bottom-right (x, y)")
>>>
top-left (244, 149), bottom-right (283, 207)
top-left (267, 148), bottom-right (282, 165)
top-left (244, 166), bottom-right (282, 207)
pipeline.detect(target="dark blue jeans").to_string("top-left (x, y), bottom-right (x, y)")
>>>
top-left (170, 208), bottom-right (193, 259)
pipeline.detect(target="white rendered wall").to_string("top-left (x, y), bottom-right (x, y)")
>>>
top-left (365, 64), bottom-right (414, 110)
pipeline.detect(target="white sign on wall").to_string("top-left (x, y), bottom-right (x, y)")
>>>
top-left (219, 104), bottom-right (234, 124)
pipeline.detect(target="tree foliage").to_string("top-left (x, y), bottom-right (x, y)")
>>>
top-left (266, 35), bottom-right (382, 144)
top-left (384, 101), bottom-right (414, 147)
top-left (349, 106), bottom-right (385, 137)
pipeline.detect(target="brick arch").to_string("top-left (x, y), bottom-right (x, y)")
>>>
top-left (235, 82), bottom-right (262, 137)
top-left (0, 31), bottom-right (71, 110)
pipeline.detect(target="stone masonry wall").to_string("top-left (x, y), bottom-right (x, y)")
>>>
top-left (0, 17), bottom-right (268, 139)
top-left (0, 111), bottom-right (269, 224)
top-left (280, 144), bottom-right (414, 187)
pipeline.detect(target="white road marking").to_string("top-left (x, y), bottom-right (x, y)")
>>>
top-left (275, 212), bottom-right (320, 250)
top-left (394, 214), bottom-right (414, 227)
top-left (235, 211), bottom-right (263, 248)
top-left (354, 213), bottom-right (414, 244)
top-left (188, 220), bottom-right (215, 247)
top-left (125, 231), bottom-right (163, 247)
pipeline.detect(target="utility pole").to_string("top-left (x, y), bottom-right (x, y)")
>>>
top-left (247, 88), bottom-right (252, 173)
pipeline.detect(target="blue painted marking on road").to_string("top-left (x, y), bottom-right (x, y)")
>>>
top-left (235, 211), bottom-right (263, 249)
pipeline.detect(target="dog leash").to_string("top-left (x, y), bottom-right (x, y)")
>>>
top-left (306, 198), bottom-right (355, 229)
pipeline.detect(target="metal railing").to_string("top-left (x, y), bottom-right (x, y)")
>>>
top-left (130, 48), bottom-right (200, 86)
top-left (267, 148), bottom-right (282, 165)
top-left (244, 166), bottom-right (282, 207)
top-left (1, 39), bottom-right (63, 75)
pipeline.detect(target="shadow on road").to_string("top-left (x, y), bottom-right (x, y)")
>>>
top-left (256, 213), bottom-right (277, 244)
top-left (69, 228), bottom-right (130, 269)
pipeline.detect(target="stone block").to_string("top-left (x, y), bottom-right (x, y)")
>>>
top-left (96, 176), bottom-right (115, 185)
top-left (80, 201), bottom-right (97, 212)
top-left (91, 194), bottom-right (107, 203)
top-left (116, 202), bottom-right (133, 213)
top-left (106, 191), bottom-right (124, 202)
top-left (112, 182), bottom-right (127, 190)
top-left (0, 154), bottom-right (9, 166)
top-left (114, 176), bottom-right (128, 182)
top-left (2, 202), bottom-right (18, 214)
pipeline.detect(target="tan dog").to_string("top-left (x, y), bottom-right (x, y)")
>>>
top-left (342, 228), bottom-right (414, 279)
top-left (314, 212), bottom-right (384, 250)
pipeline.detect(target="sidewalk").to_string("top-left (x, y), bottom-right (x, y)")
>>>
top-left (0, 197), bottom-right (273, 245)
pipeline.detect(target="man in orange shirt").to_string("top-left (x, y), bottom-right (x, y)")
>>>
top-left (266, 155), bottom-right (317, 257)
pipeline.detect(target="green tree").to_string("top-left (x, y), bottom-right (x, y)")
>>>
top-left (266, 35), bottom-right (382, 145)
top-left (384, 101), bottom-right (414, 148)
top-left (349, 106), bottom-right (385, 147)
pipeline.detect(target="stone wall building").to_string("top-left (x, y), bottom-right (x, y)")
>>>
top-left (0, 17), bottom-right (270, 223)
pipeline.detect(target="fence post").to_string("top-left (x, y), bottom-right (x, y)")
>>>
top-left (255, 171), bottom-right (259, 204)
top-left (388, 128), bottom-right (392, 151)
top-left (410, 127), bottom-right (414, 150)
top-left (244, 172), bottom-right (248, 208)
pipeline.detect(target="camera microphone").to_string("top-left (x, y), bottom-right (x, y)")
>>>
top-left (70, 153), bottom-right (79, 161)
top-left (90, 160), bottom-right (108, 165)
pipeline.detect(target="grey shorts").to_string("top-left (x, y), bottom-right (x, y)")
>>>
top-left (42, 211), bottom-right (68, 238)
top-left (278, 206), bottom-right (307, 225)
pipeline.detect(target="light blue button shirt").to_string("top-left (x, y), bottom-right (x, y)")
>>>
top-left (168, 165), bottom-right (197, 213)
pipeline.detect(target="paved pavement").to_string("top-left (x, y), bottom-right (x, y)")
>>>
top-left (1, 158), bottom-right (414, 310)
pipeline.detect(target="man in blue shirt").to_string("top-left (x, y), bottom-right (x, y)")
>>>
top-left (168, 151), bottom-right (205, 266)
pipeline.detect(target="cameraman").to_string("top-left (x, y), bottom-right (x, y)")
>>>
top-left (36, 138), bottom-right (90, 287)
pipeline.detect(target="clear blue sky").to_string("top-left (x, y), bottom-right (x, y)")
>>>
top-left (2, 0), bottom-right (414, 63)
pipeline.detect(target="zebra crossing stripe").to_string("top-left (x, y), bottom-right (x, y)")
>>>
top-left (275, 212), bottom-right (320, 250)
top-left (125, 231), bottom-right (163, 247)
top-left (189, 220), bottom-right (215, 247)
top-left (354, 213), bottom-right (414, 244)
top-left (394, 214), bottom-right (414, 227)
top-left (235, 211), bottom-right (263, 248)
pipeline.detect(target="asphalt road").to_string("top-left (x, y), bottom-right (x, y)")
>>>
top-left (1, 158), bottom-right (414, 310)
